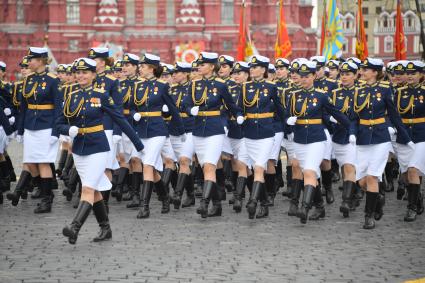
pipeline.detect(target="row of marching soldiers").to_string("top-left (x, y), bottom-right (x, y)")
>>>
top-left (0, 47), bottom-right (424, 245)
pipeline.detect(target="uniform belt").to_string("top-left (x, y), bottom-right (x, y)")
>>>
top-left (296, 118), bottom-right (322, 125)
top-left (123, 109), bottom-right (130, 115)
top-left (198, 111), bottom-right (221, 117)
top-left (245, 112), bottom-right (274, 119)
top-left (180, 112), bottom-right (189, 118)
top-left (138, 111), bottom-right (162, 117)
top-left (27, 104), bottom-right (54, 110)
top-left (402, 117), bottom-right (425, 124)
top-left (359, 118), bottom-right (385, 126)
top-left (78, 125), bottom-right (104, 134)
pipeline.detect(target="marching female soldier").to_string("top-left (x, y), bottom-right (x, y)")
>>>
top-left (58, 58), bottom-right (144, 244)
top-left (181, 52), bottom-right (243, 219)
top-left (88, 47), bottom-right (122, 210)
top-left (394, 60), bottom-right (425, 222)
top-left (331, 62), bottom-right (358, 218)
top-left (169, 62), bottom-right (197, 209)
top-left (354, 58), bottom-right (412, 229)
top-left (286, 60), bottom-right (352, 224)
top-left (14, 47), bottom-right (62, 214)
top-left (0, 99), bottom-right (15, 203)
top-left (242, 55), bottom-right (285, 219)
top-left (132, 53), bottom-right (184, 219)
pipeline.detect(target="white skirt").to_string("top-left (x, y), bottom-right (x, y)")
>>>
top-left (73, 152), bottom-right (111, 191)
top-left (323, 129), bottom-right (332, 161)
top-left (161, 137), bottom-right (177, 162)
top-left (193, 134), bottom-right (224, 167)
top-left (282, 138), bottom-right (296, 160)
top-left (293, 141), bottom-right (326, 178)
top-left (356, 142), bottom-right (392, 181)
top-left (332, 142), bottom-right (357, 167)
top-left (229, 138), bottom-right (250, 167)
top-left (170, 133), bottom-right (194, 161)
top-left (23, 129), bottom-right (59, 163)
top-left (105, 130), bottom-right (119, 170)
top-left (222, 135), bottom-right (233, 155)
top-left (139, 136), bottom-right (166, 171)
top-left (120, 133), bottom-right (138, 163)
top-left (269, 132), bottom-right (284, 161)
top-left (245, 137), bottom-right (275, 170)
top-left (0, 127), bottom-right (7, 154)
top-left (394, 142), bottom-right (425, 176)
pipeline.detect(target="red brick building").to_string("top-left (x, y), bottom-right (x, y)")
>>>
top-left (0, 0), bottom-right (316, 79)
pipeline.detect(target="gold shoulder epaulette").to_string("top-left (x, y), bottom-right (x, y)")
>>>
top-left (333, 87), bottom-right (342, 93)
top-left (68, 88), bottom-right (81, 97)
top-left (170, 83), bottom-right (178, 88)
top-left (316, 88), bottom-right (327, 93)
top-left (93, 87), bottom-right (106, 93)
top-left (378, 82), bottom-right (390, 88)
top-left (326, 78), bottom-right (336, 83)
top-left (106, 74), bottom-right (116, 81)
top-left (157, 79), bottom-right (168, 84)
top-left (266, 80), bottom-right (276, 85)
top-left (47, 72), bottom-right (57, 78)
top-left (215, 78), bottom-right (225, 83)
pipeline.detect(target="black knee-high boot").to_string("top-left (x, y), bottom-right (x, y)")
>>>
top-left (264, 173), bottom-right (276, 206)
top-left (56, 149), bottom-right (68, 177)
top-left (321, 170), bottom-right (334, 204)
top-left (208, 181), bottom-right (222, 217)
top-left (233, 176), bottom-right (247, 213)
top-left (288, 179), bottom-right (303, 216)
top-left (309, 183), bottom-right (325, 220)
top-left (63, 167), bottom-right (80, 201)
top-left (223, 159), bottom-right (234, 192)
top-left (50, 163), bottom-right (58, 190)
top-left (62, 201), bottom-right (92, 244)
top-left (156, 179), bottom-right (170, 214)
top-left (384, 161), bottom-right (395, 192)
top-left (182, 175), bottom-right (196, 208)
top-left (340, 181), bottom-right (355, 217)
top-left (297, 184), bottom-right (315, 224)
top-left (197, 180), bottom-right (214, 218)
top-left (4, 154), bottom-right (16, 182)
top-left (331, 159), bottom-right (340, 182)
top-left (62, 154), bottom-right (74, 183)
top-left (282, 165), bottom-right (292, 197)
top-left (404, 183), bottom-right (420, 222)
top-left (92, 200), bottom-right (112, 242)
top-left (137, 181), bottom-right (153, 218)
top-left (6, 170), bottom-right (32, 206)
top-left (256, 183), bottom-right (269, 219)
top-left (228, 171), bottom-right (239, 205)
top-left (216, 168), bottom-right (226, 201)
top-left (127, 172), bottom-right (142, 208)
top-left (0, 161), bottom-right (11, 193)
top-left (375, 182), bottom-right (386, 221)
top-left (247, 181), bottom-right (262, 219)
top-left (172, 173), bottom-right (189, 209)
top-left (34, 178), bottom-right (54, 214)
top-left (100, 190), bottom-right (110, 214)
top-left (30, 175), bottom-right (42, 198)
top-left (276, 160), bottom-right (284, 190)
top-left (363, 191), bottom-right (378, 229)
top-left (115, 167), bottom-right (129, 201)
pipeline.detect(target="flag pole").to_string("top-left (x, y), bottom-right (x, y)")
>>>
top-left (414, 0), bottom-right (425, 59)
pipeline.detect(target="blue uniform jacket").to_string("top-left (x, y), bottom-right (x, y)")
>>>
top-left (121, 76), bottom-right (140, 127)
top-left (395, 84), bottom-right (425, 144)
top-left (0, 104), bottom-right (14, 135)
top-left (56, 86), bottom-right (143, 156)
top-left (169, 81), bottom-right (194, 135)
top-left (314, 77), bottom-right (339, 134)
top-left (17, 71), bottom-right (62, 137)
top-left (241, 79), bottom-right (285, 140)
top-left (281, 85), bottom-right (298, 138)
top-left (287, 87), bottom-right (353, 144)
top-left (274, 79), bottom-right (291, 133)
top-left (353, 82), bottom-right (411, 145)
top-left (227, 84), bottom-right (243, 139)
top-left (181, 76), bottom-right (242, 137)
top-left (331, 86), bottom-right (357, 145)
top-left (130, 78), bottom-right (184, 139)
top-left (94, 72), bottom-right (122, 136)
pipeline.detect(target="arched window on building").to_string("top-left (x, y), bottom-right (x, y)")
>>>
top-left (144, 0), bottom-right (157, 25)
top-left (16, 0), bottom-right (25, 23)
top-left (66, 0), bottom-right (80, 24)
top-left (384, 35), bottom-right (393, 53)
top-left (166, 0), bottom-right (175, 25)
top-left (126, 0), bottom-right (135, 24)
top-left (221, 0), bottom-right (234, 24)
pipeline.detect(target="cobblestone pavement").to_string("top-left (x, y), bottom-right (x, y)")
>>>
top-left (1, 142), bottom-right (425, 283)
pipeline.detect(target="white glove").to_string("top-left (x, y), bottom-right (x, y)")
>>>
top-left (3, 108), bottom-right (11, 116)
top-left (388, 127), bottom-right (396, 136)
top-left (408, 141), bottom-right (415, 150)
top-left (8, 116), bottom-right (15, 125)
top-left (330, 116), bottom-right (337, 123)
top-left (190, 106), bottom-right (199, 116)
top-left (180, 134), bottom-right (187, 142)
top-left (49, 136), bottom-right (58, 145)
top-left (162, 104), bottom-right (169, 113)
top-left (349, 135), bottom-right (356, 145)
top-left (112, 135), bottom-right (122, 144)
top-left (287, 133), bottom-right (294, 142)
top-left (287, 116), bottom-right (297, 126)
top-left (133, 113), bottom-right (141, 122)
top-left (236, 116), bottom-right (245, 125)
top-left (59, 135), bottom-right (68, 143)
top-left (16, 135), bottom-right (23, 143)
top-left (69, 126), bottom-right (79, 138)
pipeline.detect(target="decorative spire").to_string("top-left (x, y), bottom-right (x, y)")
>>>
top-left (93, 0), bottom-right (124, 25)
top-left (176, 0), bottom-right (205, 25)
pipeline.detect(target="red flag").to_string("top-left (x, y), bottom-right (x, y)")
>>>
top-left (355, 0), bottom-right (368, 60)
top-left (236, 1), bottom-right (248, 61)
top-left (275, 0), bottom-right (292, 59)
top-left (320, 0), bottom-right (327, 55)
top-left (395, 0), bottom-right (407, 60)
